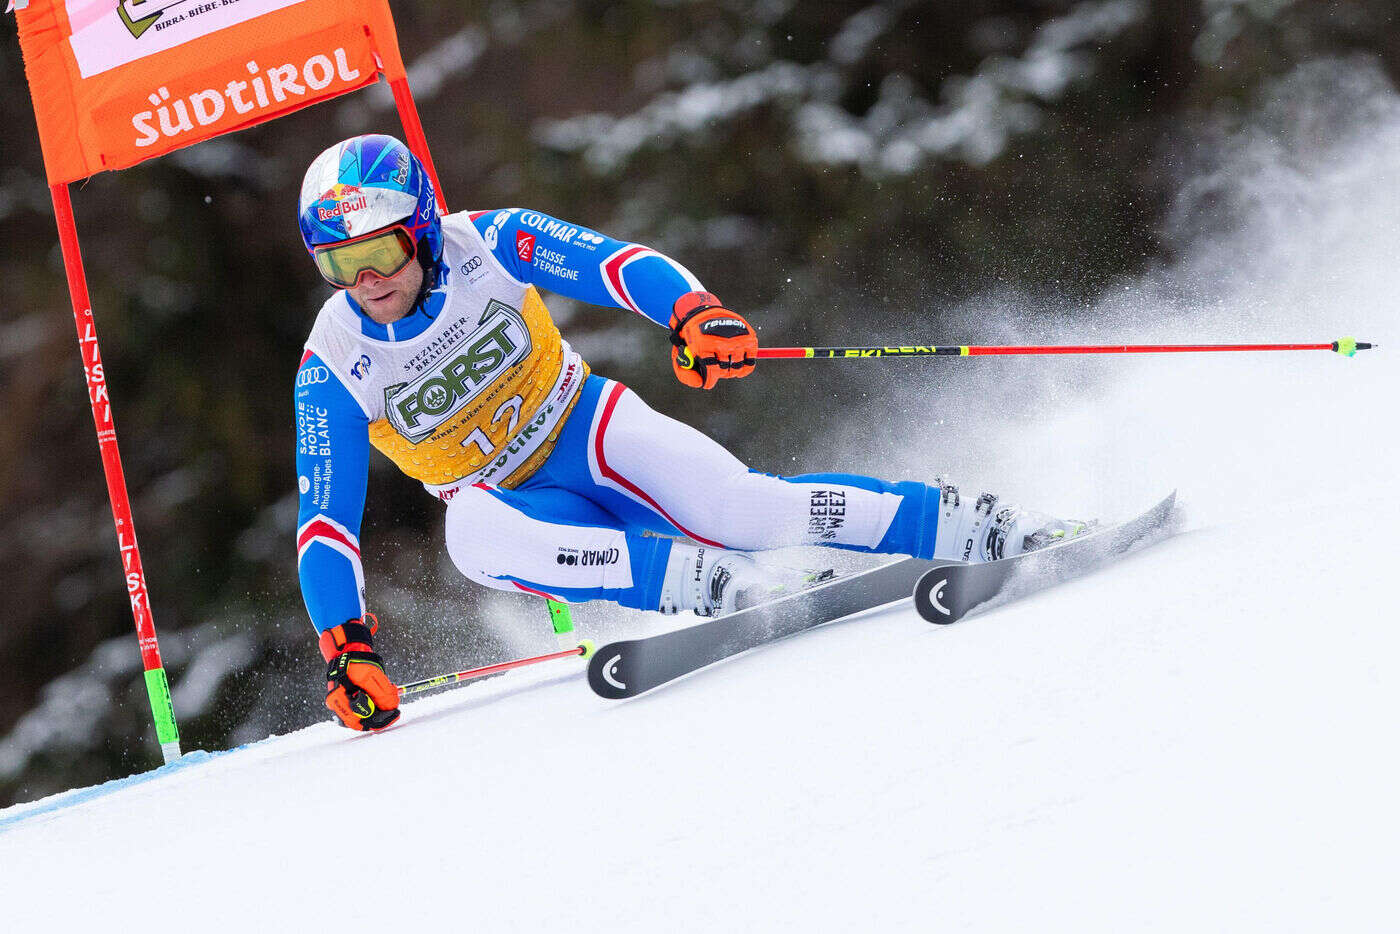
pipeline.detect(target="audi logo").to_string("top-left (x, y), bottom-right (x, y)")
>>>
top-left (297, 366), bottom-right (331, 387)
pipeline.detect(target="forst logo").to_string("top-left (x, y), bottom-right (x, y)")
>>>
top-left (384, 301), bottom-right (532, 441)
top-left (119, 0), bottom-right (199, 39)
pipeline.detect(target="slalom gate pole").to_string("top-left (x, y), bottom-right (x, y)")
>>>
top-left (50, 183), bottom-right (182, 764)
top-left (397, 642), bottom-right (596, 698)
top-left (757, 338), bottom-right (1375, 359)
top-left (545, 598), bottom-right (580, 651)
top-left (387, 73), bottom-right (447, 214)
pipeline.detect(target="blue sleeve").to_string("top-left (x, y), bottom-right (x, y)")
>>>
top-left (470, 208), bottom-right (703, 327)
top-left (295, 353), bottom-right (371, 634)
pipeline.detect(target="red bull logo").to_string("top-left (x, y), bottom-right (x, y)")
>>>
top-left (316, 184), bottom-right (368, 221)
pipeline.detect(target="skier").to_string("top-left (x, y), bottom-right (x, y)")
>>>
top-left (296, 134), bottom-right (1088, 731)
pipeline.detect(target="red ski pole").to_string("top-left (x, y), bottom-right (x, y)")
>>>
top-left (397, 641), bottom-right (595, 697)
top-left (757, 337), bottom-right (1374, 359)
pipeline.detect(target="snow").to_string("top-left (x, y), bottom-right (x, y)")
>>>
top-left (1, 350), bottom-right (1393, 928)
top-left (3, 54), bottom-right (1396, 934)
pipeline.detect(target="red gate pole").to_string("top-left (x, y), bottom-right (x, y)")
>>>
top-left (50, 182), bottom-right (181, 765)
top-left (388, 75), bottom-right (447, 214)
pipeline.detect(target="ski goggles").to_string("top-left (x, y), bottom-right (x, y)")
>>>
top-left (312, 225), bottom-right (417, 288)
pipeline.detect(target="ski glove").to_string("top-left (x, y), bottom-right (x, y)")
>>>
top-left (319, 614), bottom-right (400, 732)
top-left (669, 291), bottom-right (757, 390)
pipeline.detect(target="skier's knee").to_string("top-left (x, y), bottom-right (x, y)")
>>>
top-left (698, 469), bottom-right (806, 551)
top-left (674, 470), bottom-right (764, 550)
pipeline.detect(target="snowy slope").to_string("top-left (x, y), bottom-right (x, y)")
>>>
top-left (0, 348), bottom-right (1394, 931)
top-left (4, 62), bottom-right (1397, 931)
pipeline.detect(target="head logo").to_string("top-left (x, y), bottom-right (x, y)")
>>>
top-left (601, 654), bottom-right (627, 691)
top-left (928, 578), bottom-right (950, 616)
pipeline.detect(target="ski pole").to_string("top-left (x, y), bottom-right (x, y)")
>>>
top-left (397, 641), bottom-right (596, 697)
top-left (757, 337), bottom-right (1375, 359)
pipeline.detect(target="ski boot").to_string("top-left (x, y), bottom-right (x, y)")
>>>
top-left (931, 478), bottom-right (1094, 563)
top-left (658, 544), bottom-right (833, 617)
top-left (989, 508), bottom-right (1096, 559)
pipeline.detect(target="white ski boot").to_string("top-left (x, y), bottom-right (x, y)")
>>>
top-left (990, 508), bottom-right (1095, 558)
top-left (931, 479), bottom-right (1094, 563)
top-left (658, 544), bottom-right (830, 617)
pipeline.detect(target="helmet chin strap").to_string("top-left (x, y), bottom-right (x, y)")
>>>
top-left (410, 237), bottom-right (445, 310)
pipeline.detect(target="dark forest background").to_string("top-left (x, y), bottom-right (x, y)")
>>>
top-left (2, 0), bottom-right (1396, 805)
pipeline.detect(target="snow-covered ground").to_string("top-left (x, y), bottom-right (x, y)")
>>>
top-left (3, 62), bottom-right (1396, 931)
top-left (1, 342), bottom-right (1392, 930)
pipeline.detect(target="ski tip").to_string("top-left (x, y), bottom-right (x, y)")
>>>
top-left (587, 645), bottom-right (634, 699)
top-left (913, 566), bottom-right (963, 625)
top-left (577, 638), bottom-right (597, 660)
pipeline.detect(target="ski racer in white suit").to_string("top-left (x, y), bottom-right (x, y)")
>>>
top-left (295, 135), bottom-right (1088, 731)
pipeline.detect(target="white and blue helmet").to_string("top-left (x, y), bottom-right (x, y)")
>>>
top-left (297, 134), bottom-right (442, 266)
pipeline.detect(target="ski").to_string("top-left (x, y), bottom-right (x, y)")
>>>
top-left (587, 555), bottom-right (950, 699)
top-left (912, 492), bottom-right (1178, 624)
top-left (588, 493), bottom-right (1178, 698)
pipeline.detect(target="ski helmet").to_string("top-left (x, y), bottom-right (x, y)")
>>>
top-left (298, 134), bottom-right (442, 285)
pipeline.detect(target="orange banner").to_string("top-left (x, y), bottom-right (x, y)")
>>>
top-left (14, 0), bottom-right (409, 184)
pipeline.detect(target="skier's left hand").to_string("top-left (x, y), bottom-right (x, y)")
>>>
top-left (669, 291), bottom-right (757, 390)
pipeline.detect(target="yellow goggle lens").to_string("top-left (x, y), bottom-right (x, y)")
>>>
top-left (313, 227), bottom-right (416, 288)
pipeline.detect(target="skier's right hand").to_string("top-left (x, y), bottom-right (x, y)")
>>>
top-left (669, 291), bottom-right (757, 389)
top-left (318, 614), bottom-right (401, 731)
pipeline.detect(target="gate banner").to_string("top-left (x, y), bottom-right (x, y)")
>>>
top-left (14, 0), bottom-right (409, 184)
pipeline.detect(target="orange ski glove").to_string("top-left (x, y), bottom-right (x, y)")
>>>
top-left (669, 291), bottom-right (758, 390)
top-left (318, 615), bottom-right (400, 732)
